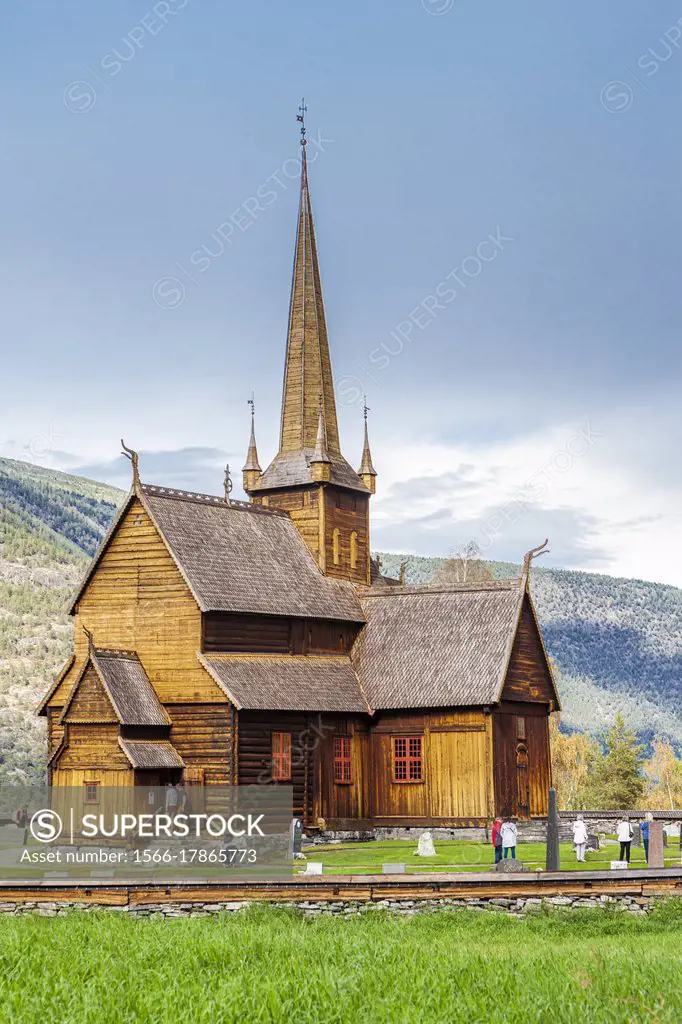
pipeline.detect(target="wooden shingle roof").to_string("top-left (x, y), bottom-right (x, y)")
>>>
top-left (141, 486), bottom-right (365, 621)
top-left (352, 581), bottom-right (526, 710)
top-left (59, 648), bottom-right (171, 727)
top-left (68, 484), bottom-right (365, 623)
top-left (199, 653), bottom-right (370, 712)
top-left (118, 738), bottom-right (184, 769)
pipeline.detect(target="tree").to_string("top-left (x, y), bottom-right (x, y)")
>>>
top-left (586, 713), bottom-right (646, 810)
top-left (645, 739), bottom-right (682, 810)
top-left (549, 715), bottom-right (600, 810)
top-left (435, 541), bottom-right (493, 585)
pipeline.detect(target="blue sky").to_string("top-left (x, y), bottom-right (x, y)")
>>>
top-left (2, 1), bottom-right (681, 584)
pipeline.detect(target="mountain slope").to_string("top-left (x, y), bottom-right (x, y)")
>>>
top-left (1, 457), bottom-right (681, 782)
top-left (0, 458), bottom-right (124, 783)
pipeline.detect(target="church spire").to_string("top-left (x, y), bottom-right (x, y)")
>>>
top-left (358, 399), bottom-right (377, 494)
top-left (278, 99), bottom-right (341, 455)
top-left (242, 396), bottom-right (262, 492)
top-left (310, 396), bottom-right (332, 481)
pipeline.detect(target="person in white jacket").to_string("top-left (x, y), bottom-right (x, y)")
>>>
top-left (572, 816), bottom-right (589, 862)
top-left (500, 819), bottom-right (518, 860)
top-left (617, 817), bottom-right (634, 863)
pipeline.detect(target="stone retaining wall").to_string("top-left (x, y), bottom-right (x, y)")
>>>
top-left (0, 894), bottom-right (665, 918)
top-left (310, 815), bottom-right (682, 846)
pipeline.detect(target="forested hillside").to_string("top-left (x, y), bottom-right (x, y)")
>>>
top-left (0, 458), bottom-right (123, 783)
top-left (1, 456), bottom-right (681, 783)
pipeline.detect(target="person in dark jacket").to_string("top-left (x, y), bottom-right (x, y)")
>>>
top-left (639, 812), bottom-right (653, 863)
top-left (491, 817), bottom-right (503, 864)
top-left (13, 806), bottom-right (29, 846)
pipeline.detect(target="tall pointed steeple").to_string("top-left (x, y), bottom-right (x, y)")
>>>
top-left (279, 99), bottom-right (341, 455)
top-left (242, 396), bottom-right (262, 492)
top-left (244, 104), bottom-right (374, 586)
top-left (358, 400), bottom-right (377, 494)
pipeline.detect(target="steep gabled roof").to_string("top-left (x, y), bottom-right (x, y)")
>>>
top-left (199, 653), bottom-right (370, 712)
top-left (59, 648), bottom-right (170, 727)
top-left (37, 654), bottom-right (75, 716)
top-left (68, 484), bottom-right (365, 623)
top-left (352, 580), bottom-right (528, 710)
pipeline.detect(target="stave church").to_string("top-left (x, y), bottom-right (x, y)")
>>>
top-left (39, 112), bottom-right (559, 831)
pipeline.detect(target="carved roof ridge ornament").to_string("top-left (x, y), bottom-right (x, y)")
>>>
top-left (121, 439), bottom-right (141, 493)
top-left (224, 463), bottom-right (233, 506)
top-left (522, 538), bottom-right (550, 582)
top-left (83, 625), bottom-right (95, 656)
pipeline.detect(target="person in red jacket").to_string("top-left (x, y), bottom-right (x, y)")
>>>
top-left (491, 817), bottom-right (503, 864)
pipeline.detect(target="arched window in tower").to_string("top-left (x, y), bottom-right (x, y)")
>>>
top-left (350, 531), bottom-right (358, 569)
top-left (332, 528), bottom-right (340, 565)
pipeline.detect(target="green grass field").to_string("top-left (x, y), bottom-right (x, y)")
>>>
top-left (300, 836), bottom-right (682, 873)
top-left (1, 904), bottom-right (681, 1023)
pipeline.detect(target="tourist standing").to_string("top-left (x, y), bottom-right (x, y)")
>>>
top-left (13, 806), bottom-right (29, 846)
top-left (501, 819), bottom-right (518, 860)
top-left (165, 782), bottom-right (179, 818)
top-left (640, 812), bottom-right (653, 863)
top-left (491, 817), bottom-right (503, 864)
top-left (572, 816), bottom-right (589, 862)
top-left (617, 817), bottom-right (633, 863)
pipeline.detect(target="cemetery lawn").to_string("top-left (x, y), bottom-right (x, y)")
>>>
top-left (300, 837), bottom-right (682, 873)
top-left (1, 903), bottom-right (682, 1023)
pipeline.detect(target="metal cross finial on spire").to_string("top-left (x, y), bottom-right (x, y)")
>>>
top-left (224, 463), bottom-right (233, 505)
top-left (247, 391), bottom-right (255, 419)
top-left (297, 97), bottom-right (307, 147)
top-left (363, 396), bottom-right (370, 421)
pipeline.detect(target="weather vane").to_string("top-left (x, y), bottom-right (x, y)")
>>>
top-left (297, 97), bottom-right (307, 147)
top-left (247, 392), bottom-right (255, 418)
top-left (363, 396), bottom-right (370, 421)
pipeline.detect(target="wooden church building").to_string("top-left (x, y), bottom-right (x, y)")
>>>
top-left (39, 114), bottom-right (560, 830)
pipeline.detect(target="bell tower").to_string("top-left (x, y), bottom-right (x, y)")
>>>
top-left (243, 102), bottom-right (376, 586)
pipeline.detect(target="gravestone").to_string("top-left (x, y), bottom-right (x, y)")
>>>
top-left (546, 787), bottom-right (560, 872)
top-left (664, 823), bottom-right (680, 839)
top-left (415, 831), bottom-right (437, 857)
top-left (586, 833), bottom-right (600, 851)
top-left (495, 858), bottom-right (528, 873)
top-left (610, 860), bottom-right (628, 870)
top-left (648, 821), bottom-right (665, 869)
top-left (631, 823), bottom-right (641, 846)
top-left (382, 863), bottom-right (406, 874)
top-left (289, 818), bottom-right (303, 859)
top-left (305, 861), bottom-right (324, 875)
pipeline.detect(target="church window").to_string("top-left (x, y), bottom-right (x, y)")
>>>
top-left (272, 732), bottom-right (292, 780)
top-left (333, 736), bottom-right (353, 783)
top-left (84, 781), bottom-right (99, 804)
top-left (516, 716), bottom-right (526, 740)
top-left (392, 736), bottom-right (423, 783)
top-left (350, 531), bottom-right (358, 569)
top-left (332, 528), bottom-right (340, 565)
